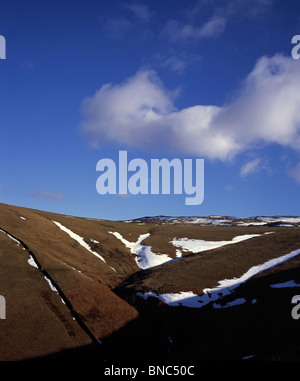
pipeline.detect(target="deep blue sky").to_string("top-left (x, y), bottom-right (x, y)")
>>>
top-left (1, 0), bottom-right (300, 220)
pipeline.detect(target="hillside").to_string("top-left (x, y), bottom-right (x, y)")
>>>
top-left (0, 202), bottom-right (299, 361)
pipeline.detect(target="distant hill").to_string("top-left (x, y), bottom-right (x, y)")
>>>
top-left (0, 202), bottom-right (299, 361)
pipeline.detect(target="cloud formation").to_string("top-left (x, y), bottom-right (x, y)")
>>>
top-left (240, 158), bottom-right (261, 177)
top-left (80, 54), bottom-right (300, 162)
top-left (164, 16), bottom-right (226, 42)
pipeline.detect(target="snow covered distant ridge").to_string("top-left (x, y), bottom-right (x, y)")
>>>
top-left (123, 215), bottom-right (300, 227)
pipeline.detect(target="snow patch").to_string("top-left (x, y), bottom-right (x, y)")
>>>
top-left (0, 229), bottom-right (21, 246)
top-left (28, 255), bottom-right (38, 268)
top-left (109, 231), bottom-right (174, 269)
top-left (201, 248), bottom-right (300, 303)
top-left (137, 291), bottom-right (203, 308)
top-left (170, 234), bottom-right (262, 254)
top-left (44, 275), bottom-right (58, 293)
top-left (53, 221), bottom-right (106, 263)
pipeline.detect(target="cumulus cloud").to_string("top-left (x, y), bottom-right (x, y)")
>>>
top-left (215, 54), bottom-right (300, 151)
top-left (80, 69), bottom-right (234, 159)
top-left (80, 54), bottom-right (300, 162)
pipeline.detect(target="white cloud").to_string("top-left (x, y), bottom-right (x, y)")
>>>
top-left (157, 52), bottom-right (201, 74)
top-left (164, 16), bottom-right (226, 42)
top-left (199, 16), bottom-right (227, 38)
top-left (80, 54), bottom-right (300, 163)
top-left (80, 69), bottom-right (235, 160)
top-left (240, 158), bottom-right (262, 177)
top-left (215, 54), bottom-right (300, 150)
top-left (161, 56), bottom-right (186, 73)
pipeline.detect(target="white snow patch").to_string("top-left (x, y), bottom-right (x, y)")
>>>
top-left (258, 217), bottom-right (300, 223)
top-left (53, 221), bottom-right (106, 263)
top-left (109, 231), bottom-right (174, 269)
top-left (200, 248), bottom-right (300, 304)
top-left (237, 221), bottom-right (267, 226)
top-left (71, 266), bottom-right (82, 273)
top-left (137, 291), bottom-right (203, 308)
top-left (187, 218), bottom-right (232, 225)
top-left (158, 291), bottom-right (203, 308)
top-left (170, 234), bottom-right (262, 254)
top-left (0, 229), bottom-right (21, 246)
top-left (137, 291), bottom-right (158, 300)
top-left (44, 275), bottom-right (58, 293)
top-left (28, 255), bottom-right (38, 268)
top-left (90, 239), bottom-right (99, 244)
top-left (20, 216), bottom-right (26, 220)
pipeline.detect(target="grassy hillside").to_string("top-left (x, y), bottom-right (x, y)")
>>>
top-left (0, 202), bottom-right (299, 361)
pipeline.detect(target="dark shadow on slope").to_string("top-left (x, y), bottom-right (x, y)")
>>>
top-left (25, 342), bottom-right (104, 361)
top-left (24, 267), bottom-right (300, 362)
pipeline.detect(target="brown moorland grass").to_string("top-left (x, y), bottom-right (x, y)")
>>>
top-left (0, 203), bottom-right (140, 346)
top-left (0, 231), bottom-right (97, 360)
top-left (0, 202), bottom-right (299, 361)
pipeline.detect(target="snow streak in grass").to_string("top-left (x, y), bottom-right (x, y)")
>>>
top-left (53, 221), bottom-right (106, 263)
top-left (28, 255), bottom-right (38, 268)
top-left (170, 234), bottom-right (262, 253)
top-left (0, 229), bottom-right (65, 299)
top-left (0, 229), bottom-right (21, 246)
top-left (137, 248), bottom-right (300, 308)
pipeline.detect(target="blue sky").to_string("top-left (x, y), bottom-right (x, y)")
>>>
top-left (1, 0), bottom-right (300, 220)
